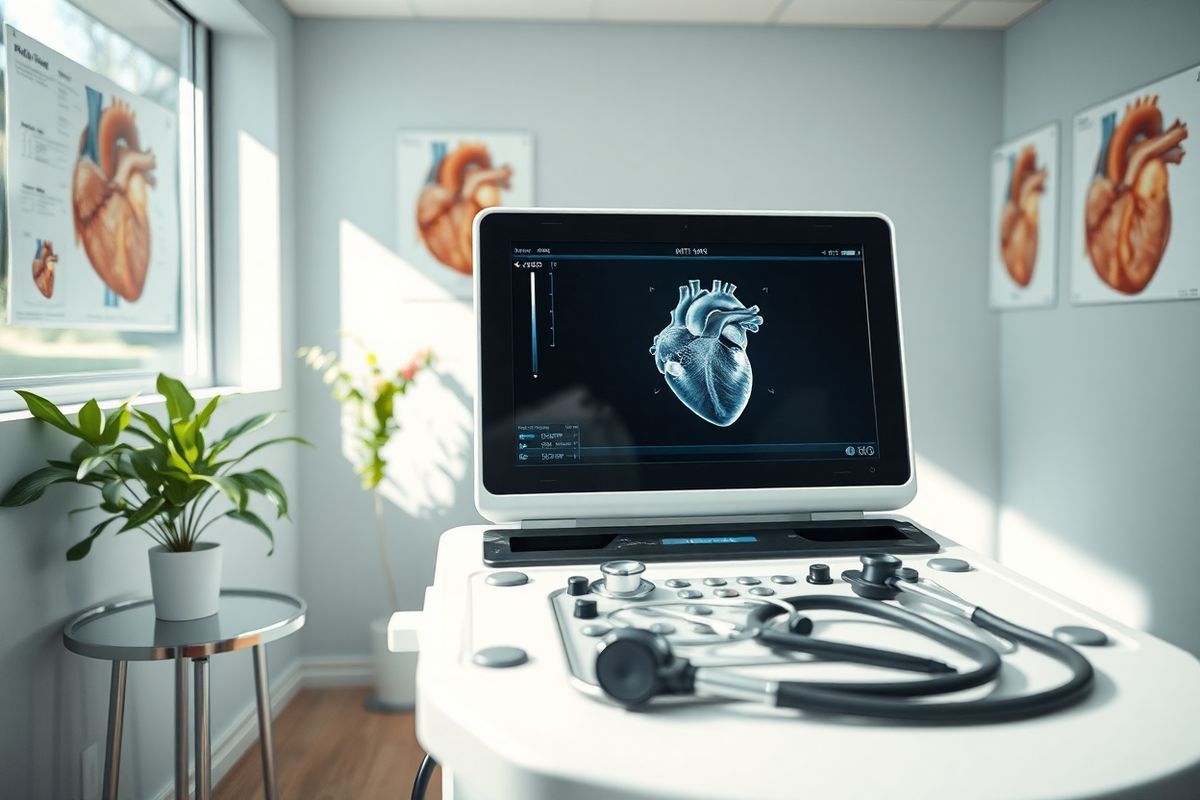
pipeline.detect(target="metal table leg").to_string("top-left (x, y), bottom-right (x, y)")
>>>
top-left (102, 660), bottom-right (127, 800)
top-left (175, 654), bottom-right (189, 799)
top-left (194, 657), bottom-right (212, 800)
top-left (252, 644), bottom-right (279, 800)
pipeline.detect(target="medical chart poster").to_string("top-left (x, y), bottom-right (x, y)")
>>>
top-left (4, 25), bottom-right (180, 331)
top-left (397, 131), bottom-right (533, 301)
top-left (1070, 62), bottom-right (1197, 306)
top-left (989, 123), bottom-right (1059, 310)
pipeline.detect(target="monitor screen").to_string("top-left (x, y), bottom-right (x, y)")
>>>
top-left (476, 211), bottom-right (911, 506)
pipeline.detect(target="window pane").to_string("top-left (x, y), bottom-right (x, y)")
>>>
top-left (0, 0), bottom-right (207, 392)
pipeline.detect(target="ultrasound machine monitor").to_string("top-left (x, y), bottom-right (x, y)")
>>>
top-left (474, 209), bottom-right (916, 526)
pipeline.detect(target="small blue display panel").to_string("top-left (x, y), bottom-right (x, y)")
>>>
top-left (660, 536), bottom-right (759, 546)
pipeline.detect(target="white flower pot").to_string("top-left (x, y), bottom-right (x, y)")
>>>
top-left (148, 542), bottom-right (223, 620)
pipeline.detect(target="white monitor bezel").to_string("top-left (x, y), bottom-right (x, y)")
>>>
top-left (473, 208), bottom-right (916, 524)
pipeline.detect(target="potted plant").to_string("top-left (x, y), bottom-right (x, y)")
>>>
top-left (299, 340), bottom-right (432, 710)
top-left (0, 374), bottom-right (305, 620)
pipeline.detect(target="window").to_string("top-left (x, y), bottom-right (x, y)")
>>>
top-left (0, 0), bottom-right (209, 410)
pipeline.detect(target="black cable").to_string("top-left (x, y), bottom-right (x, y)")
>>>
top-left (771, 604), bottom-right (1094, 722)
top-left (412, 754), bottom-right (438, 800)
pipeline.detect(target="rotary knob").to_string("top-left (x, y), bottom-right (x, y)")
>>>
top-left (574, 598), bottom-right (598, 619)
top-left (806, 563), bottom-right (832, 585)
top-left (566, 576), bottom-right (590, 596)
top-left (600, 560), bottom-right (646, 597)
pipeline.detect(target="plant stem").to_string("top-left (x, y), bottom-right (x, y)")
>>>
top-left (373, 490), bottom-right (401, 611)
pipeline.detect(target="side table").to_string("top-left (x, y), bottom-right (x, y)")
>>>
top-left (63, 589), bottom-right (306, 800)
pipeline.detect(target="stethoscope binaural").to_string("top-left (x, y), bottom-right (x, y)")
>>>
top-left (594, 553), bottom-right (1095, 722)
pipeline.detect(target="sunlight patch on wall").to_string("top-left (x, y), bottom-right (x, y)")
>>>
top-left (337, 220), bottom-right (474, 516)
top-left (901, 454), bottom-right (996, 555)
top-left (237, 131), bottom-right (282, 391)
top-left (998, 507), bottom-right (1150, 630)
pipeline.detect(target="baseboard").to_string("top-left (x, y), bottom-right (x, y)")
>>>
top-left (150, 655), bottom-right (372, 799)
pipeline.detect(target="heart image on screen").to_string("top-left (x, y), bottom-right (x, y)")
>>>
top-left (999, 145), bottom-right (1046, 288)
top-left (1085, 95), bottom-right (1187, 295)
top-left (650, 280), bottom-right (763, 427)
top-left (32, 239), bottom-right (58, 299)
top-left (71, 89), bottom-right (157, 303)
top-left (416, 142), bottom-right (512, 275)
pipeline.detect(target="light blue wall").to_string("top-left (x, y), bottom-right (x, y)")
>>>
top-left (997, 0), bottom-right (1200, 654)
top-left (293, 19), bottom-right (1005, 656)
top-left (0, 0), bottom-right (300, 796)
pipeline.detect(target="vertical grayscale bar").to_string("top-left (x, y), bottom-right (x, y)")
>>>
top-left (530, 271), bottom-right (539, 375)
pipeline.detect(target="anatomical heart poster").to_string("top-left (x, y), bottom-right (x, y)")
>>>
top-left (397, 131), bottom-right (533, 300)
top-left (1071, 63), bottom-right (1196, 305)
top-left (4, 26), bottom-right (180, 331)
top-left (990, 123), bottom-right (1058, 309)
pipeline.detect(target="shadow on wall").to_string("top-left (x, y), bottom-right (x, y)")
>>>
top-left (338, 219), bottom-right (475, 519)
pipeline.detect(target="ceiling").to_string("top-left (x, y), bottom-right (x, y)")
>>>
top-left (282, 0), bottom-right (1045, 29)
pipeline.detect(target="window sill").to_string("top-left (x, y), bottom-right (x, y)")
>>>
top-left (0, 384), bottom-right (251, 425)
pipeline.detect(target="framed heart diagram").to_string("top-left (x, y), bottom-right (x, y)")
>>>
top-left (397, 131), bottom-right (533, 301)
top-left (1071, 62), bottom-right (1196, 305)
top-left (4, 26), bottom-right (181, 331)
top-left (990, 123), bottom-right (1059, 310)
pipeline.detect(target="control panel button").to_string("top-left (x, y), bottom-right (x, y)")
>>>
top-left (581, 623), bottom-right (611, 637)
top-left (473, 646), bottom-right (528, 668)
top-left (749, 586), bottom-right (775, 596)
top-left (1053, 625), bottom-right (1109, 647)
top-left (566, 576), bottom-right (589, 596)
top-left (677, 589), bottom-right (703, 600)
top-left (574, 598), bottom-right (599, 619)
top-left (703, 578), bottom-right (727, 587)
top-left (485, 571), bottom-right (529, 587)
top-left (665, 579), bottom-right (690, 588)
top-left (736, 577), bottom-right (761, 586)
top-left (807, 564), bottom-right (833, 585)
top-left (713, 588), bottom-right (739, 598)
top-left (686, 605), bottom-right (713, 616)
top-left (771, 575), bottom-right (797, 585)
top-left (692, 623), bottom-right (716, 635)
top-left (648, 622), bottom-right (676, 635)
top-left (928, 557), bottom-right (971, 573)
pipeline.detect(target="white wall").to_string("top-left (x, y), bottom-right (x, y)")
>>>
top-left (997, 0), bottom-right (1200, 654)
top-left (0, 0), bottom-right (299, 796)
top-left (293, 19), bottom-right (1004, 656)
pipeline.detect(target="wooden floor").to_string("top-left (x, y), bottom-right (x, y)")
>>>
top-left (216, 687), bottom-right (441, 800)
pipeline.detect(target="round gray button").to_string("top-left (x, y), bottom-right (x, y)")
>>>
top-left (581, 624), bottom-right (611, 637)
top-left (686, 605), bottom-right (712, 616)
top-left (648, 622), bottom-right (676, 635)
top-left (485, 571), bottom-right (529, 587)
top-left (736, 577), bottom-right (761, 586)
top-left (677, 589), bottom-right (702, 600)
top-left (703, 578), bottom-right (727, 587)
top-left (473, 646), bottom-right (528, 668)
top-left (665, 579), bottom-right (690, 588)
top-left (749, 586), bottom-right (775, 596)
top-left (771, 575), bottom-right (797, 585)
top-left (1054, 625), bottom-right (1109, 647)
top-left (692, 623), bottom-right (716, 635)
top-left (928, 558), bottom-right (971, 573)
top-left (713, 588), bottom-right (739, 598)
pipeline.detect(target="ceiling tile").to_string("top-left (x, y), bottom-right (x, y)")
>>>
top-left (407, 0), bottom-right (592, 20)
top-left (776, 0), bottom-right (961, 28)
top-left (591, 0), bottom-right (783, 25)
top-left (939, 0), bottom-right (1042, 28)
top-left (285, 0), bottom-right (414, 16)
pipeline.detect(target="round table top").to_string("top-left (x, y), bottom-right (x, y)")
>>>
top-left (63, 588), bottom-right (306, 661)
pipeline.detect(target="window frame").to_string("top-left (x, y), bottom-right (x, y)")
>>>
top-left (0, 0), bottom-right (214, 412)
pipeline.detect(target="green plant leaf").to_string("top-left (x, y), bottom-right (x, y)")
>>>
top-left (157, 374), bottom-right (195, 421)
top-left (119, 497), bottom-right (166, 532)
top-left (217, 413), bottom-right (278, 447)
top-left (0, 466), bottom-right (75, 506)
top-left (227, 509), bottom-right (274, 555)
top-left (76, 399), bottom-right (104, 444)
top-left (66, 516), bottom-right (121, 561)
top-left (16, 390), bottom-right (80, 437)
top-left (165, 439), bottom-right (194, 474)
top-left (216, 436), bottom-right (310, 472)
top-left (133, 410), bottom-right (171, 444)
top-left (76, 454), bottom-right (114, 481)
top-left (195, 395), bottom-right (220, 431)
top-left (195, 475), bottom-right (246, 510)
top-left (100, 404), bottom-right (132, 446)
top-left (100, 480), bottom-right (125, 513)
top-left (234, 469), bottom-right (289, 518)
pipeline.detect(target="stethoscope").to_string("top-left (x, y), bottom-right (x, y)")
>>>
top-left (594, 553), bottom-right (1095, 722)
